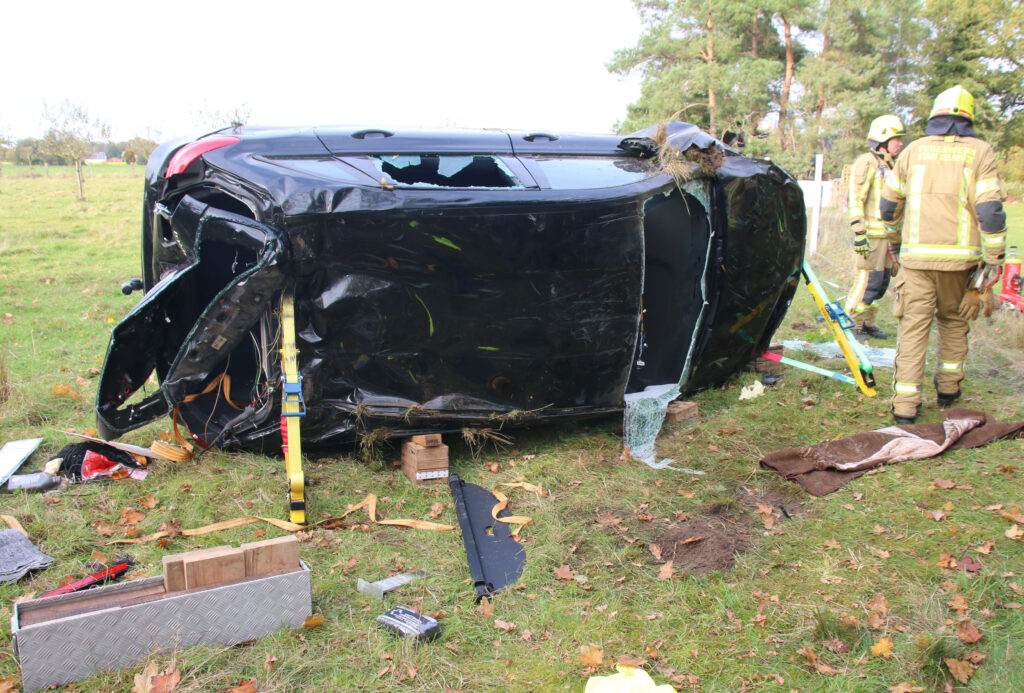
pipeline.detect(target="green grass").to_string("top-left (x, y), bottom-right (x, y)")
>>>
top-left (2, 171), bottom-right (1024, 692)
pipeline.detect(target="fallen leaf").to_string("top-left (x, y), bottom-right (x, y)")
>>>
top-left (797, 646), bottom-right (840, 675)
top-left (133, 662), bottom-right (160, 693)
top-left (485, 462), bottom-right (499, 473)
top-left (957, 622), bottom-right (983, 644)
top-left (944, 658), bottom-right (976, 684)
top-left (648, 544), bottom-right (663, 561)
top-left (958, 556), bottom-right (981, 573)
top-left (0, 676), bottom-right (18, 693)
top-left (579, 644), bottom-right (604, 668)
top-left (94, 521), bottom-right (118, 537)
top-left (934, 478), bottom-right (956, 489)
top-left (1006, 525), bottom-right (1024, 540)
top-left (1000, 506), bottom-right (1024, 524)
top-left (975, 540), bottom-right (995, 555)
top-left (948, 594), bottom-right (969, 612)
top-left (477, 597), bottom-right (495, 618)
top-left (871, 636), bottom-right (894, 658)
top-left (427, 502), bottom-right (444, 519)
top-left (926, 510), bottom-right (947, 522)
top-left (225, 680), bottom-right (258, 693)
top-left (119, 508), bottom-right (146, 526)
top-left (618, 656), bottom-right (647, 667)
top-left (264, 653), bottom-right (278, 674)
top-left (873, 548), bottom-right (891, 559)
top-left (494, 619), bottom-right (517, 631)
top-left (404, 663), bottom-right (417, 680)
top-left (889, 685), bottom-right (926, 693)
top-left (824, 539), bottom-right (841, 549)
top-left (554, 565), bottom-right (575, 581)
top-left (823, 638), bottom-right (851, 654)
top-left (658, 561), bottom-right (674, 581)
top-left (867, 593), bottom-right (889, 630)
top-left (138, 493), bottom-right (159, 509)
top-left (964, 651), bottom-right (986, 664)
top-left (51, 383), bottom-right (76, 398)
top-left (89, 551), bottom-right (109, 565)
top-left (303, 614), bottom-right (327, 628)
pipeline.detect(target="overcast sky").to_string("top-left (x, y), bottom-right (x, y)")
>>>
top-left (4, 0), bottom-right (644, 143)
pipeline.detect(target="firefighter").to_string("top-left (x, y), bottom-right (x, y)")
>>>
top-left (880, 85), bottom-right (1007, 424)
top-left (844, 115), bottom-right (906, 339)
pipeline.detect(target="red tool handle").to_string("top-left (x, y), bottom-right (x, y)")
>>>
top-left (39, 561), bottom-right (132, 598)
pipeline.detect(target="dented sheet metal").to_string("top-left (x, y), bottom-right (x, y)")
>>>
top-left (97, 122), bottom-right (804, 451)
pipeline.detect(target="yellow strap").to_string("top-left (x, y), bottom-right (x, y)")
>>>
top-left (110, 495), bottom-right (455, 544)
top-left (2, 515), bottom-right (28, 537)
top-left (281, 293), bottom-right (306, 524)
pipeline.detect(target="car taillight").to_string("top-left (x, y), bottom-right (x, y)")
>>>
top-left (165, 135), bottom-right (240, 178)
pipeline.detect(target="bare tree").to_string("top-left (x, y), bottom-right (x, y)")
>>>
top-left (191, 101), bottom-right (251, 131)
top-left (39, 101), bottom-right (111, 199)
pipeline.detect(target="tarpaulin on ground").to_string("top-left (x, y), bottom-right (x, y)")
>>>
top-left (760, 408), bottom-right (1024, 496)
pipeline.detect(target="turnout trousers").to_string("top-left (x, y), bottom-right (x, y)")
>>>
top-left (844, 241), bottom-right (891, 330)
top-left (891, 267), bottom-right (972, 416)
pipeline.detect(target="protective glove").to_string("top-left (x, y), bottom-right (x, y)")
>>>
top-left (852, 229), bottom-right (870, 258)
top-left (958, 289), bottom-right (981, 320)
top-left (887, 243), bottom-right (901, 276)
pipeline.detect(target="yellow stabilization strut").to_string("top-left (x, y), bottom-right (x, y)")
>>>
top-left (280, 292), bottom-right (307, 524)
top-left (801, 260), bottom-right (877, 397)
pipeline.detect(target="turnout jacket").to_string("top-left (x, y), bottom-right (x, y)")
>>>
top-left (848, 151), bottom-right (892, 238)
top-left (880, 134), bottom-right (1006, 271)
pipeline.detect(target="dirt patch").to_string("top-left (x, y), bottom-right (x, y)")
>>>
top-left (655, 518), bottom-right (749, 574)
top-left (651, 486), bottom-right (805, 574)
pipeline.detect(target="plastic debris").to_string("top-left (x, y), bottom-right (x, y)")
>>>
top-left (585, 665), bottom-right (675, 693)
top-left (7, 472), bottom-right (66, 493)
top-left (357, 570), bottom-right (429, 600)
top-left (739, 380), bottom-right (766, 400)
top-left (0, 438), bottom-right (43, 487)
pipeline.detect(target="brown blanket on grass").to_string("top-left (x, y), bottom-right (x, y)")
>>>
top-left (759, 408), bottom-right (1024, 496)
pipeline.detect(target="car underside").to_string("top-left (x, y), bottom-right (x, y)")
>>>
top-left (96, 121), bottom-right (805, 452)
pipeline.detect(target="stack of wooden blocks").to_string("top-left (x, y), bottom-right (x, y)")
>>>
top-left (162, 535), bottom-right (300, 591)
top-left (401, 434), bottom-right (449, 484)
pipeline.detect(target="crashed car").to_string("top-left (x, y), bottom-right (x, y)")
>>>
top-left (97, 122), bottom-right (805, 453)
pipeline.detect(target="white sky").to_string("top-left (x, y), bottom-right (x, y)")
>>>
top-left (3, 0), bottom-right (644, 142)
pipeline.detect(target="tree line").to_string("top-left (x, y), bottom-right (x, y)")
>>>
top-left (609, 0), bottom-right (1023, 187)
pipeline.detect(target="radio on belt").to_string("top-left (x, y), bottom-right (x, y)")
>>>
top-left (375, 605), bottom-right (441, 641)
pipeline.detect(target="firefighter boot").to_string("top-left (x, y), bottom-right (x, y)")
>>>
top-left (934, 375), bottom-right (961, 407)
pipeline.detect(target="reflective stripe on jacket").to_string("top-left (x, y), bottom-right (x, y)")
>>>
top-left (848, 151), bottom-right (890, 237)
top-left (881, 135), bottom-right (1006, 270)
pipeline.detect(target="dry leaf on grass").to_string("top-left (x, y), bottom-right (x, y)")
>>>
top-left (0, 676), bottom-right (18, 693)
top-left (658, 561), bottom-right (674, 581)
top-left (948, 594), bottom-right (969, 612)
top-left (494, 619), bottom-right (517, 631)
top-left (553, 565), bottom-right (575, 581)
top-left (890, 684), bottom-right (926, 693)
top-left (264, 653), bottom-right (278, 674)
top-left (944, 658), bottom-right (976, 684)
top-left (94, 521), bottom-right (118, 537)
top-left (975, 540), bottom-right (995, 555)
top-left (89, 551), bottom-right (108, 565)
top-left (119, 508), bottom-right (146, 526)
top-left (477, 596), bottom-right (495, 618)
top-left (649, 544), bottom-right (662, 561)
top-left (957, 622), bottom-right (983, 644)
top-left (225, 680), bottom-right (258, 693)
top-left (934, 478), bottom-right (956, 489)
top-left (867, 593), bottom-right (889, 630)
top-left (871, 636), bottom-right (894, 658)
top-left (303, 614), bottom-right (327, 628)
top-left (1005, 525), bottom-right (1024, 540)
top-left (132, 662), bottom-right (180, 693)
top-left (796, 646), bottom-right (840, 675)
top-left (579, 644), bottom-right (603, 668)
top-left (138, 493), bottom-right (159, 509)
top-left (427, 502), bottom-right (444, 519)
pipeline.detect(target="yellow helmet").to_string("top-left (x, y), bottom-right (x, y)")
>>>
top-left (867, 115), bottom-right (906, 143)
top-left (929, 84), bottom-right (975, 121)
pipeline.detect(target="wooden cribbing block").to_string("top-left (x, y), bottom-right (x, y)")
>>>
top-left (241, 535), bottom-right (300, 577)
top-left (665, 401), bottom-right (699, 423)
top-left (182, 547), bottom-right (245, 590)
top-left (162, 545), bottom-right (230, 592)
top-left (401, 440), bottom-right (449, 484)
top-left (410, 433), bottom-right (442, 447)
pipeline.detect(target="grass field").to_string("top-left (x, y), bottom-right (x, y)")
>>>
top-left (2, 167), bottom-right (1024, 692)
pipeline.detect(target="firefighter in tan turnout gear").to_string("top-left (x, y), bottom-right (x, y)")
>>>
top-left (845, 115), bottom-right (906, 339)
top-left (880, 85), bottom-right (1008, 424)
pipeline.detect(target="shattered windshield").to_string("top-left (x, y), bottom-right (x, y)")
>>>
top-left (371, 154), bottom-right (523, 189)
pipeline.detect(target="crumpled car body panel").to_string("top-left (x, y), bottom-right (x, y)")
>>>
top-left (97, 122), bottom-right (805, 450)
